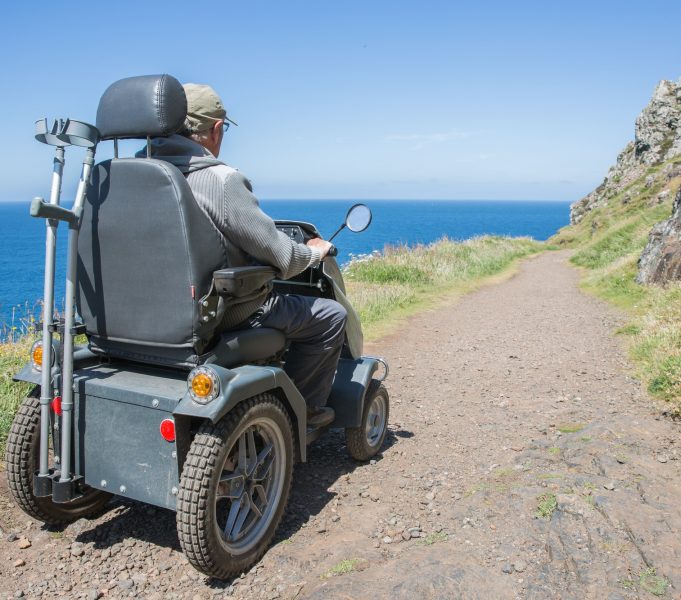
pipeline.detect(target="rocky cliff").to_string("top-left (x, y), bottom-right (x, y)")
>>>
top-left (637, 186), bottom-right (681, 284)
top-left (571, 80), bottom-right (681, 225)
top-left (569, 79), bottom-right (681, 285)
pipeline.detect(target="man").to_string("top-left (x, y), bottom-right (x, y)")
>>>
top-left (144, 83), bottom-right (345, 427)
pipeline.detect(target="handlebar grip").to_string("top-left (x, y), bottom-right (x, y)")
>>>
top-left (327, 245), bottom-right (338, 258)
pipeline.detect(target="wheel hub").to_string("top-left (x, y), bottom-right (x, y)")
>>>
top-left (214, 419), bottom-right (285, 554)
top-left (365, 393), bottom-right (387, 447)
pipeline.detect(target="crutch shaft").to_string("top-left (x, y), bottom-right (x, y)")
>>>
top-left (59, 149), bottom-right (95, 483)
top-left (38, 146), bottom-right (64, 477)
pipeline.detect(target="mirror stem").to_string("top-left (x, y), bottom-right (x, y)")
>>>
top-left (327, 223), bottom-right (346, 243)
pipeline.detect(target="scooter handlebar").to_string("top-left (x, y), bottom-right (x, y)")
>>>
top-left (327, 245), bottom-right (338, 258)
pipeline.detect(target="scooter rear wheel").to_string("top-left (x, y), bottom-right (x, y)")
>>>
top-left (5, 388), bottom-right (112, 525)
top-left (176, 393), bottom-right (294, 579)
top-left (345, 381), bottom-right (389, 461)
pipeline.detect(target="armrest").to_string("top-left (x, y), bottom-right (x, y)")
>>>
top-left (213, 266), bottom-right (276, 297)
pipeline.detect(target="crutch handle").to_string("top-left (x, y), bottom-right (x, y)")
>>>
top-left (35, 118), bottom-right (100, 148)
top-left (30, 197), bottom-right (77, 224)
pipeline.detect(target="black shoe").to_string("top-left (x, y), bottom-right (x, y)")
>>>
top-left (307, 406), bottom-right (335, 428)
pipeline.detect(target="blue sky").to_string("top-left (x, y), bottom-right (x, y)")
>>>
top-left (1, 0), bottom-right (681, 202)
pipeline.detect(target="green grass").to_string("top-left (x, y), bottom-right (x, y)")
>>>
top-left (571, 220), bottom-right (643, 269)
top-left (616, 323), bottom-right (642, 336)
top-left (322, 558), bottom-right (360, 578)
top-left (550, 157), bottom-right (681, 414)
top-left (0, 336), bottom-right (34, 453)
top-left (580, 258), bottom-right (648, 311)
top-left (648, 355), bottom-right (681, 399)
top-left (639, 567), bottom-right (670, 596)
top-left (418, 532), bottom-right (448, 546)
top-left (348, 261), bottom-right (431, 284)
top-left (535, 493), bottom-right (557, 519)
top-left (556, 422), bottom-right (586, 434)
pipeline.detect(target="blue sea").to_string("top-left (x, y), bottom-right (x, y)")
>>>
top-left (0, 199), bottom-right (570, 333)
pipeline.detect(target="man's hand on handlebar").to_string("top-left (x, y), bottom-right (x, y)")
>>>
top-left (307, 237), bottom-right (334, 259)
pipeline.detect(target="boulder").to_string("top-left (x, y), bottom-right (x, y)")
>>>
top-left (637, 187), bottom-right (681, 284)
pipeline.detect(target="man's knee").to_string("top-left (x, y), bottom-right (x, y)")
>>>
top-left (312, 298), bottom-right (347, 343)
top-left (327, 299), bottom-right (347, 332)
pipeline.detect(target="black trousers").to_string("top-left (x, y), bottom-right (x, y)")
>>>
top-left (246, 293), bottom-right (348, 409)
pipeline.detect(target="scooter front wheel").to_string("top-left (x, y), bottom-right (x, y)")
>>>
top-left (345, 382), bottom-right (389, 461)
top-left (176, 393), bottom-right (294, 579)
top-left (5, 388), bottom-right (112, 525)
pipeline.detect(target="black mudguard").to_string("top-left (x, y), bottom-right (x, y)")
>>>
top-left (327, 357), bottom-right (379, 428)
top-left (173, 364), bottom-right (308, 461)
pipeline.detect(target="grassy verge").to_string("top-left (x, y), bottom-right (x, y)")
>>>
top-left (0, 235), bottom-right (543, 454)
top-left (345, 235), bottom-right (543, 340)
top-left (0, 336), bottom-right (33, 453)
top-left (551, 158), bottom-right (681, 414)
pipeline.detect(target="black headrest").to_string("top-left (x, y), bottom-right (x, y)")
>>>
top-left (96, 74), bottom-right (187, 140)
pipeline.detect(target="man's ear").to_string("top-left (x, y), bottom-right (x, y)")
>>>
top-left (211, 120), bottom-right (223, 142)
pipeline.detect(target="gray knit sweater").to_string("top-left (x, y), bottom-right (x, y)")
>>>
top-left (142, 135), bottom-right (321, 327)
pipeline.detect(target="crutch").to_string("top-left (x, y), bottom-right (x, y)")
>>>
top-left (31, 118), bottom-right (100, 500)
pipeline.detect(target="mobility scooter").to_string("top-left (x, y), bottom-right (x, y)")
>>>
top-left (5, 74), bottom-right (389, 578)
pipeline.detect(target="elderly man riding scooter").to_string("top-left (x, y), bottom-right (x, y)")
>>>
top-left (8, 73), bottom-right (389, 578)
top-left (141, 83), bottom-right (345, 428)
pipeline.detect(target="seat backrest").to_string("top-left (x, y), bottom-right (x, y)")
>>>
top-left (76, 75), bottom-right (228, 367)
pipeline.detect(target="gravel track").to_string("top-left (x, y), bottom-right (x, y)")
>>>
top-left (1, 250), bottom-right (680, 599)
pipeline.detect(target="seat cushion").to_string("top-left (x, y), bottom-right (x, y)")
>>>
top-left (206, 328), bottom-right (286, 368)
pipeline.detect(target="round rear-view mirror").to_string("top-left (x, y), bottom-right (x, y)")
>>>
top-left (345, 204), bottom-right (372, 233)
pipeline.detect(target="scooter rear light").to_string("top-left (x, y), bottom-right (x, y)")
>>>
top-left (51, 396), bottom-right (63, 416)
top-left (160, 418), bottom-right (176, 442)
top-left (187, 366), bottom-right (219, 404)
top-left (31, 341), bottom-right (44, 371)
top-left (30, 340), bottom-right (57, 372)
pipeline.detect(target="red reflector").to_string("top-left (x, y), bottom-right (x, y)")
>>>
top-left (160, 418), bottom-right (176, 442)
top-left (51, 396), bottom-right (63, 416)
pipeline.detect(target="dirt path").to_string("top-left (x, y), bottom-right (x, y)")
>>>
top-left (1, 250), bottom-right (680, 600)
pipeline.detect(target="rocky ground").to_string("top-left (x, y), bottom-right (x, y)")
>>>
top-left (1, 251), bottom-right (680, 600)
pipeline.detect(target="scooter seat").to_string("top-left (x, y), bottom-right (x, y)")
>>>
top-left (209, 327), bottom-right (286, 368)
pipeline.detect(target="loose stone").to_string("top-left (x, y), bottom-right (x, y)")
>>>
top-left (513, 560), bottom-right (527, 573)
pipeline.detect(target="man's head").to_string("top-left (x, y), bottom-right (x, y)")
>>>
top-left (182, 83), bottom-right (237, 157)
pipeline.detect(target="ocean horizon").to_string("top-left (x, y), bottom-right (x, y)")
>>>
top-left (0, 198), bottom-right (571, 336)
